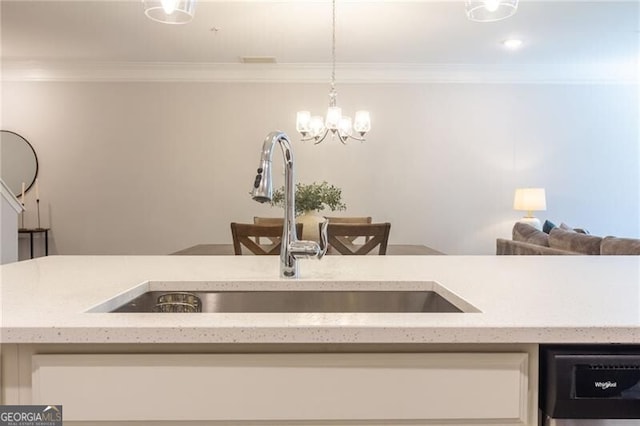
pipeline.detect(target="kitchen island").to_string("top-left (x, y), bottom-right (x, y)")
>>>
top-left (1, 255), bottom-right (639, 425)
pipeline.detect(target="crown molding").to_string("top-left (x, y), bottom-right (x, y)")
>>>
top-left (2, 61), bottom-right (637, 84)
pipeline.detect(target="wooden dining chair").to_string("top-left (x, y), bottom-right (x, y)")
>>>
top-left (324, 216), bottom-right (372, 224)
top-left (323, 222), bottom-right (391, 255)
top-left (253, 217), bottom-right (284, 226)
top-left (324, 216), bottom-right (373, 243)
top-left (231, 223), bottom-right (303, 255)
top-left (253, 217), bottom-right (285, 244)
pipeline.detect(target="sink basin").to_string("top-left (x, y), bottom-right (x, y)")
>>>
top-left (109, 290), bottom-right (464, 313)
top-left (88, 281), bottom-right (479, 314)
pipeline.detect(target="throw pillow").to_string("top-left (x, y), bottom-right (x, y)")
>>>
top-left (559, 222), bottom-right (589, 234)
top-left (542, 220), bottom-right (556, 234)
top-left (559, 222), bottom-right (576, 232)
top-left (513, 222), bottom-right (549, 246)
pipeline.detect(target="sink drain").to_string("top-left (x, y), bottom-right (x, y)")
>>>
top-left (152, 292), bottom-right (202, 313)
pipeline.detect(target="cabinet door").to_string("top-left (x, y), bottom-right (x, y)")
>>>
top-left (33, 352), bottom-right (529, 424)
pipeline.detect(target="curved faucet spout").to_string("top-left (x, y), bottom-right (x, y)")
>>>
top-left (251, 131), bottom-right (325, 278)
top-left (251, 131), bottom-right (290, 205)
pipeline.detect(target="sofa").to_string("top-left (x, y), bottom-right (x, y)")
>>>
top-left (497, 222), bottom-right (640, 255)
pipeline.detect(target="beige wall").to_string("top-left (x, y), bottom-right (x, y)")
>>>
top-left (3, 81), bottom-right (638, 256)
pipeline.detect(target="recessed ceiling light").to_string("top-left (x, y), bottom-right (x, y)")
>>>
top-left (502, 39), bottom-right (523, 50)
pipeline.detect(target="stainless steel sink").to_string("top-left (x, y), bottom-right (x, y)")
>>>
top-left (109, 290), bottom-right (464, 313)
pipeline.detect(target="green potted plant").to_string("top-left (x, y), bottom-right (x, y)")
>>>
top-left (271, 181), bottom-right (346, 215)
top-left (271, 181), bottom-right (346, 241)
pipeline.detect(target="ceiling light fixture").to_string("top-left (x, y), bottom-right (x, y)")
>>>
top-left (296, 0), bottom-right (371, 145)
top-left (466, 0), bottom-right (518, 22)
top-left (143, 0), bottom-right (196, 24)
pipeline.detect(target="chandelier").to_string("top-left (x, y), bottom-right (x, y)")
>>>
top-left (296, 0), bottom-right (371, 144)
top-left (142, 0), bottom-right (196, 24)
top-left (465, 0), bottom-right (518, 22)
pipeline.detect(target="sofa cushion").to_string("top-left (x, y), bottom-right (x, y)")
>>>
top-left (548, 227), bottom-right (602, 255)
top-left (513, 222), bottom-right (549, 247)
top-left (601, 236), bottom-right (640, 255)
top-left (497, 238), bottom-right (575, 255)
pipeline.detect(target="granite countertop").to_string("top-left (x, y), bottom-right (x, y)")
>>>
top-left (1, 255), bottom-right (639, 344)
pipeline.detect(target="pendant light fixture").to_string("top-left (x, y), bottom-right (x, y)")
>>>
top-left (143, 0), bottom-right (196, 24)
top-left (296, 0), bottom-right (371, 144)
top-left (465, 0), bottom-right (518, 22)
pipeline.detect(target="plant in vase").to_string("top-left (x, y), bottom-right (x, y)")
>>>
top-left (271, 181), bottom-right (346, 241)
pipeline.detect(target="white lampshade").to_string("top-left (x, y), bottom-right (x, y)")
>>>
top-left (353, 111), bottom-right (371, 134)
top-left (309, 116), bottom-right (325, 138)
top-left (465, 0), bottom-right (518, 22)
top-left (513, 188), bottom-right (547, 216)
top-left (296, 111), bottom-right (311, 134)
top-left (143, 0), bottom-right (197, 24)
top-left (325, 107), bottom-right (342, 130)
top-left (338, 117), bottom-right (353, 137)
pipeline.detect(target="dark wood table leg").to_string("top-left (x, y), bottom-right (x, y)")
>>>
top-left (45, 230), bottom-right (49, 256)
top-left (29, 232), bottom-right (34, 259)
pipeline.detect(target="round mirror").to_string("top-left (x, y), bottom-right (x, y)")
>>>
top-left (0, 130), bottom-right (39, 197)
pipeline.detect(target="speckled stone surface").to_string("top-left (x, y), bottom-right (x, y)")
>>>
top-left (1, 255), bottom-right (639, 344)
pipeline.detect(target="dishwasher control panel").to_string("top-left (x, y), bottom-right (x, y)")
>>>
top-left (540, 345), bottom-right (640, 419)
top-left (575, 363), bottom-right (640, 399)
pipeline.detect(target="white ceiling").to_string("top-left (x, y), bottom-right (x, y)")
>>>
top-left (1, 1), bottom-right (638, 82)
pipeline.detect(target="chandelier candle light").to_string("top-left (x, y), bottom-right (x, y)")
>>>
top-left (296, 0), bottom-right (371, 144)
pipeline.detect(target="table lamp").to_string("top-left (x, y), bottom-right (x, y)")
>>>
top-left (513, 188), bottom-right (546, 230)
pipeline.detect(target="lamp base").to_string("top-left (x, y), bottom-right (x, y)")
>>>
top-left (517, 217), bottom-right (542, 230)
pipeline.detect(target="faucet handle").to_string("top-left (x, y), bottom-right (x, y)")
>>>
top-left (318, 219), bottom-right (329, 258)
top-left (289, 221), bottom-right (328, 260)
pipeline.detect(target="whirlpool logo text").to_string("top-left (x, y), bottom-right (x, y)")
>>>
top-left (594, 381), bottom-right (617, 390)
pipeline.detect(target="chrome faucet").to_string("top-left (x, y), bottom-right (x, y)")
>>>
top-left (251, 131), bottom-right (328, 278)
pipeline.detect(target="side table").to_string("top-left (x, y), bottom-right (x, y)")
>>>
top-left (18, 228), bottom-right (50, 259)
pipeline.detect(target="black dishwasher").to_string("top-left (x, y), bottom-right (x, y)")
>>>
top-left (539, 345), bottom-right (640, 426)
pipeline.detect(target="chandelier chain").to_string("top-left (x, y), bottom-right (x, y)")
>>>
top-left (331, 0), bottom-right (336, 90)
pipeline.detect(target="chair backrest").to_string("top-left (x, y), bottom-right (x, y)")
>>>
top-left (324, 222), bottom-right (391, 255)
top-left (231, 223), bottom-right (303, 255)
top-left (324, 216), bottom-right (372, 224)
top-left (253, 217), bottom-right (286, 244)
top-left (253, 217), bottom-right (285, 225)
top-left (324, 216), bottom-right (373, 243)
top-left (258, 216), bottom-right (371, 225)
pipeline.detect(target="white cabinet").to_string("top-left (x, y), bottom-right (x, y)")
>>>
top-left (32, 352), bottom-right (529, 425)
